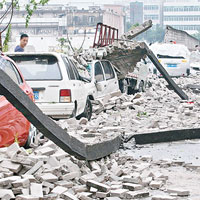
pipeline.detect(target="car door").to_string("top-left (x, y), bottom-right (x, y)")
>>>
top-left (63, 56), bottom-right (87, 116)
top-left (93, 61), bottom-right (108, 99)
top-left (0, 57), bottom-right (30, 147)
top-left (101, 60), bottom-right (119, 96)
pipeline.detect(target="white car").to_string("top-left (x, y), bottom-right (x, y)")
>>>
top-left (149, 43), bottom-right (190, 77)
top-left (85, 60), bottom-right (121, 102)
top-left (8, 52), bottom-right (92, 120)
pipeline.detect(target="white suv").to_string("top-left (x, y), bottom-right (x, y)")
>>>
top-left (8, 52), bottom-right (92, 120)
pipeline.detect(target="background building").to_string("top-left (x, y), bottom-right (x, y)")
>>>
top-left (1, 2), bottom-right (125, 51)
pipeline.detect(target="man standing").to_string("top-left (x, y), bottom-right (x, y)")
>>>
top-left (14, 34), bottom-right (29, 52)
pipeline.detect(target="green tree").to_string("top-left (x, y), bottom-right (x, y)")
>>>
top-left (3, 24), bottom-right (11, 52)
top-left (57, 38), bottom-right (70, 53)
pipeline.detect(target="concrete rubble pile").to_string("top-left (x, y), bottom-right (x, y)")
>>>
top-left (0, 74), bottom-right (199, 199)
top-left (0, 139), bottom-right (194, 200)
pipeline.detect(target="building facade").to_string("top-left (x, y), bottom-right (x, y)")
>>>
top-left (163, 0), bottom-right (200, 34)
top-left (129, 0), bottom-right (200, 34)
top-left (130, 0), bottom-right (164, 26)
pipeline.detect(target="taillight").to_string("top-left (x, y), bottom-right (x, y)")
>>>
top-left (60, 89), bottom-right (71, 103)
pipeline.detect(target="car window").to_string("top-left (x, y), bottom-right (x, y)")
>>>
top-left (0, 57), bottom-right (21, 84)
top-left (69, 59), bottom-right (81, 80)
top-left (95, 62), bottom-right (104, 82)
top-left (10, 55), bottom-right (62, 81)
top-left (10, 62), bottom-right (23, 84)
top-left (62, 57), bottom-right (76, 80)
top-left (101, 61), bottom-right (115, 80)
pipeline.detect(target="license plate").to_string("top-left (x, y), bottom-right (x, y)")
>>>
top-left (33, 91), bottom-right (39, 100)
top-left (167, 64), bottom-right (177, 68)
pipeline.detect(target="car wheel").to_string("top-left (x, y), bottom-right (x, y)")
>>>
top-left (77, 99), bottom-right (92, 121)
top-left (138, 81), bottom-right (144, 92)
top-left (24, 124), bottom-right (38, 148)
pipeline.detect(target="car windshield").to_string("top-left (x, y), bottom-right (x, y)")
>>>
top-left (10, 55), bottom-right (61, 81)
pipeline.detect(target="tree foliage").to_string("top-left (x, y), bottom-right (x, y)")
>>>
top-left (3, 24), bottom-right (11, 52)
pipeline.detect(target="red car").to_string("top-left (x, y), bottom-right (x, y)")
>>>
top-left (0, 54), bottom-right (35, 147)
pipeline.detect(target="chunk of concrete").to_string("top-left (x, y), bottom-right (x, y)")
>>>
top-left (40, 173), bottom-right (58, 182)
top-left (167, 188), bottom-right (190, 196)
top-left (60, 192), bottom-right (79, 200)
top-left (86, 180), bottom-right (110, 192)
top-left (0, 160), bottom-right (22, 173)
top-left (30, 183), bottom-right (43, 198)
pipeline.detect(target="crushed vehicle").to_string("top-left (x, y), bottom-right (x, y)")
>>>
top-left (8, 52), bottom-right (92, 120)
top-left (117, 60), bottom-right (149, 94)
top-left (149, 43), bottom-right (190, 77)
top-left (0, 54), bottom-right (35, 147)
top-left (85, 59), bottom-right (121, 101)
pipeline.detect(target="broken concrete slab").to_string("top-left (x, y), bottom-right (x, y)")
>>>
top-left (132, 128), bottom-right (200, 145)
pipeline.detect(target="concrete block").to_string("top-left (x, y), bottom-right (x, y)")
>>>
top-left (0, 160), bottom-right (22, 173)
top-left (123, 175), bottom-right (141, 184)
top-left (30, 183), bottom-right (43, 198)
top-left (79, 173), bottom-right (97, 184)
top-left (37, 147), bottom-right (55, 156)
top-left (167, 188), bottom-right (190, 196)
top-left (60, 192), bottom-right (79, 200)
top-left (12, 178), bottom-right (30, 188)
top-left (25, 161), bottom-right (44, 175)
top-left (52, 186), bottom-right (68, 195)
top-left (0, 176), bottom-right (21, 186)
top-left (149, 181), bottom-right (163, 189)
top-left (6, 143), bottom-right (21, 159)
top-left (0, 189), bottom-right (15, 199)
top-left (40, 173), bottom-right (58, 182)
top-left (96, 191), bottom-right (109, 198)
top-left (110, 189), bottom-right (129, 198)
top-left (123, 183), bottom-right (143, 191)
top-left (125, 190), bottom-right (149, 199)
top-left (152, 195), bottom-right (177, 200)
top-left (86, 180), bottom-right (110, 192)
top-left (62, 172), bottom-right (80, 181)
top-left (16, 195), bottom-right (39, 200)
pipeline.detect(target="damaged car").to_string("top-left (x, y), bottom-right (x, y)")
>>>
top-left (0, 54), bottom-right (35, 147)
top-left (8, 52), bottom-right (92, 120)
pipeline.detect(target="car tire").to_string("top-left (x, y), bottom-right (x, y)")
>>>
top-left (76, 99), bottom-right (92, 121)
top-left (24, 124), bottom-right (38, 148)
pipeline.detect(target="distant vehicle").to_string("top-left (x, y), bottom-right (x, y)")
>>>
top-left (8, 52), bottom-right (92, 120)
top-left (0, 54), bottom-right (35, 148)
top-left (190, 51), bottom-right (200, 75)
top-left (149, 43), bottom-right (190, 77)
top-left (85, 60), bottom-right (121, 101)
top-left (118, 61), bottom-right (149, 94)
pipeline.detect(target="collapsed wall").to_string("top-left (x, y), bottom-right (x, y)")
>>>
top-left (164, 25), bottom-right (200, 51)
